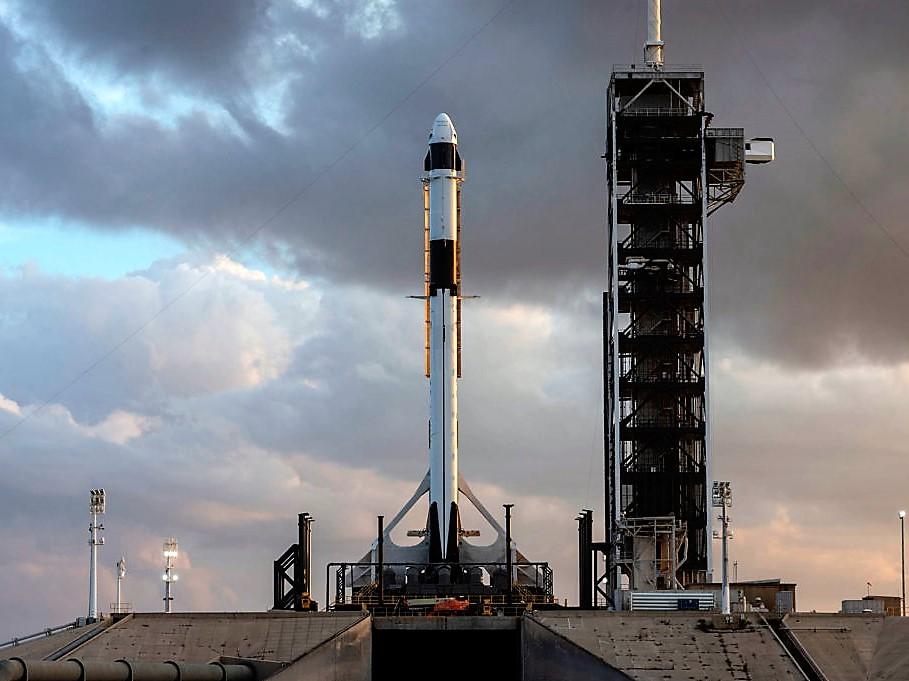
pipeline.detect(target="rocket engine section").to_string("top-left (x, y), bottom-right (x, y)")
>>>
top-left (423, 113), bottom-right (463, 563)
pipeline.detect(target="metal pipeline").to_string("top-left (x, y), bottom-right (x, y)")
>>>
top-left (0, 659), bottom-right (255, 681)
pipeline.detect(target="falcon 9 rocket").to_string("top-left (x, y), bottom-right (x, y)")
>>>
top-left (423, 113), bottom-right (463, 562)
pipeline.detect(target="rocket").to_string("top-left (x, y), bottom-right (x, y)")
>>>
top-left (423, 113), bottom-right (463, 563)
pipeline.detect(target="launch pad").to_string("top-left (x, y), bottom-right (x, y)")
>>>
top-left (336, 475), bottom-right (554, 614)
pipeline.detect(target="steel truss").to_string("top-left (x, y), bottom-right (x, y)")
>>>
top-left (605, 67), bottom-right (746, 601)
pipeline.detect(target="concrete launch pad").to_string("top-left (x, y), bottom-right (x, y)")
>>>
top-left (16, 610), bottom-right (909, 680)
top-left (780, 613), bottom-right (909, 681)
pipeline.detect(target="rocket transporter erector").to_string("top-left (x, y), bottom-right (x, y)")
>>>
top-left (423, 113), bottom-right (463, 562)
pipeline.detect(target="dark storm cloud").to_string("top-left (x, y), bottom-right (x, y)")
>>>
top-left (15, 0), bottom-right (268, 94)
top-left (0, 1), bottom-right (632, 286)
top-left (1, 0), bottom-right (908, 363)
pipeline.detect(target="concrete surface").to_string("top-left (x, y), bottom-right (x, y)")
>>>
top-left (532, 611), bottom-right (803, 681)
top-left (522, 615), bottom-right (630, 681)
top-left (1, 621), bottom-right (109, 661)
top-left (68, 613), bottom-right (365, 663)
top-left (784, 613), bottom-right (909, 681)
top-left (371, 615), bottom-right (519, 631)
top-left (268, 617), bottom-right (371, 681)
top-left (21, 611), bottom-right (906, 679)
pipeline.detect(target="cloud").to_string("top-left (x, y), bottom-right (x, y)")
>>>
top-left (0, 393), bottom-right (154, 445)
top-left (732, 506), bottom-right (902, 612)
top-left (82, 410), bottom-right (159, 445)
top-left (710, 353), bottom-right (909, 608)
top-left (0, 0), bottom-right (900, 371)
top-left (0, 247), bottom-right (907, 636)
top-left (343, 0), bottom-right (402, 40)
top-left (0, 255), bottom-right (310, 420)
top-left (0, 252), bottom-right (602, 635)
top-left (0, 393), bottom-right (22, 416)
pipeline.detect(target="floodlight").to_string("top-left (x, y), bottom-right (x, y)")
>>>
top-left (900, 510), bottom-right (906, 519)
top-left (162, 537), bottom-right (179, 613)
top-left (163, 538), bottom-right (179, 558)
top-left (89, 489), bottom-right (106, 514)
top-left (711, 481), bottom-right (732, 507)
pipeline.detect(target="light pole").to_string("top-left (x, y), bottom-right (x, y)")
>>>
top-left (504, 504), bottom-right (514, 606)
top-left (88, 490), bottom-right (105, 621)
top-left (900, 511), bottom-right (906, 617)
top-left (712, 481), bottom-right (732, 615)
top-left (116, 557), bottom-right (126, 613)
top-left (163, 538), bottom-right (179, 613)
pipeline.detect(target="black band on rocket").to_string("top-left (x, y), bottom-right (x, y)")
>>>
top-left (424, 143), bottom-right (462, 172)
top-left (429, 240), bottom-right (456, 293)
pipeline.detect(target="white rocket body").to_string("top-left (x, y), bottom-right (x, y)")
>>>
top-left (424, 113), bottom-right (462, 562)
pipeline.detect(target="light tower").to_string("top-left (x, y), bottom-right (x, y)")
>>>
top-left (712, 481), bottom-right (733, 614)
top-left (87, 489), bottom-right (105, 621)
top-left (604, 1), bottom-right (773, 604)
top-left (115, 557), bottom-right (126, 613)
top-left (899, 510), bottom-right (906, 617)
top-left (162, 538), bottom-right (178, 613)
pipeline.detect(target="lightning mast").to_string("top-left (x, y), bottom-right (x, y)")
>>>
top-left (87, 489), bottom-right (105, 621)
top-left (644, 0), bottom-right (664, 68)
top-left (116, 556), bottom-right (126, 613)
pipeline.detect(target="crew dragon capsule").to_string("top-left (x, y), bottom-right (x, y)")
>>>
top-left (423, 113), bottom-right (463, 562)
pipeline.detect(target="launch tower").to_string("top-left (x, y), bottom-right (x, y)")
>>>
top-left (604, 0), bottom-right (772, 603)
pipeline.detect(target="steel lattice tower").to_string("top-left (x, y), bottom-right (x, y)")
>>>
top-left (603, 2), bottom-right (769, 603)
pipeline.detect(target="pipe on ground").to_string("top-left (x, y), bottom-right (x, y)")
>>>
top-left (0, 659), bottom-right (255, 681)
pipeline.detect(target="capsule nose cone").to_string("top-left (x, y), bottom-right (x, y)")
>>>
top-left (429, 112), bottom-right (457, 144)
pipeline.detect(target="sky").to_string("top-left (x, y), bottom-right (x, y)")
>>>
top-left (1, 0), bottom-right (908, 637)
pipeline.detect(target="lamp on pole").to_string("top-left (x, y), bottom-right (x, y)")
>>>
top-left (162, 538), bottom-right (179, 613)
top-left (900, 510), bottom-right (906, 617)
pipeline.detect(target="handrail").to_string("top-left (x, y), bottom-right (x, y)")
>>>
top-left (623, 192), bottom-right (697, 205)
top-left (759, 614), bottom-right (820, 681)
top-left (328, 560), bottom-right (554, 609)
top-left (618, 107), bottom-right (694, 117)
top-left (0, 622), bottom-right (83, 650)
top-left (612, 63), bottom-right (703, 72)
